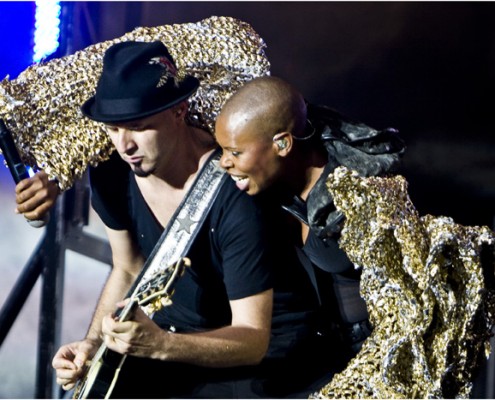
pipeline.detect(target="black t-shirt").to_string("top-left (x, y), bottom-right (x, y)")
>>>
top-left (89, 152), bottom-right (319, 357)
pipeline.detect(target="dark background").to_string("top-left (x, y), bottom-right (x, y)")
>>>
top-left (58, 1), bottom-right (494, 228)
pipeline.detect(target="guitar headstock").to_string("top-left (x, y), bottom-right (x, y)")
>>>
top-left (136, 257), bottom-right (190, 315)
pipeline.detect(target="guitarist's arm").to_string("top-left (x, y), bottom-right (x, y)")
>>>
top-left (101, 288), bottom-right (273, 368)
top-left (85, 226), bottom-right (145, 342)
top-left (52, 227), bottom-right (145, 391)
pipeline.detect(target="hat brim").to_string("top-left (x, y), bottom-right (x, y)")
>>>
top-left (81, 76), bottom-right (200, 123)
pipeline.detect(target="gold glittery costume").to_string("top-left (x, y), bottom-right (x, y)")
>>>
top-left (313, 167), bottom-right (495, 399)
top-left (1, 15), bottom-right (493, 399)
top-left (0, 16), bottom-right (270, 190)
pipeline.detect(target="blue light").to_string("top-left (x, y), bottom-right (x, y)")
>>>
top-left (28, 165), bottom-right (37, 177)
top-left (0, 3), bottom-right (34, 79)
top-left (33, 0), bottom-right (61, 63)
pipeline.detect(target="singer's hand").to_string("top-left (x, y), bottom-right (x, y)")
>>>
top-left (15, 171), bottom-right (59, 221)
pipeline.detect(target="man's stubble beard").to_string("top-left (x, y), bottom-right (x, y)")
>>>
top-left (132, 164), bottom-right (155, 178)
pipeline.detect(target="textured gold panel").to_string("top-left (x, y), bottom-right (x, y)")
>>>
top-left (313, 167), bottom-right (495, 399)
top-left (0, 16), bottom-right (270, 190)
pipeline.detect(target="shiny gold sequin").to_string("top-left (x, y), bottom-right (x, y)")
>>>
top-left (0, 16), bottom-right (270, 190)
top-left (313, 167), bottom-right (495, 399)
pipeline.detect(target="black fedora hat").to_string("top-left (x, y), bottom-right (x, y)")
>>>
top-left (81, 41), bottom-right (200, 123)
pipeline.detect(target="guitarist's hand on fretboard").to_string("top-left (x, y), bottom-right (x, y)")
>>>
top-left (101, 298), bottom-right (169, 359)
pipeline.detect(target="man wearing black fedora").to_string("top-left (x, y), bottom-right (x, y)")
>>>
top-left (50, 41), bottom-right (325, 398)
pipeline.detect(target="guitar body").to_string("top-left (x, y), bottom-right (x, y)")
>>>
top-left (72, 258), bottom-right (190, 399)
top-left (74, 347), bottom-right (127, 399)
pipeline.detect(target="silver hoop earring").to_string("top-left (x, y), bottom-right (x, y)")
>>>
top-left (292, 119), bottom-right (315, 141)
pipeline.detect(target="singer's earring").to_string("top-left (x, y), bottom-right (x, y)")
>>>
top-left (276, 139), bottom-right (288, 150)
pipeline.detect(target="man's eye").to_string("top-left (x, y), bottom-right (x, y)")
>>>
top-left (231, 151), bottom-right (240, 157)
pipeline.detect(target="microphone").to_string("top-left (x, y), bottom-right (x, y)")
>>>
top-left (0, 119), bottom-right (30, 183)
top-left (0, 119), bottom-right (48, 228)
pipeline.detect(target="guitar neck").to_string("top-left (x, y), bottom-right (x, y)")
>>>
top-left (114, 299), bottom-right (138, 323)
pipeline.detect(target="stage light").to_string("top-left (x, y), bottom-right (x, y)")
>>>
top-left (33, 0), bottom-right (61, 63)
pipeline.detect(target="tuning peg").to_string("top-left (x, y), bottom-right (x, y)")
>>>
top-left (161, 297), bottom-right (172, 307)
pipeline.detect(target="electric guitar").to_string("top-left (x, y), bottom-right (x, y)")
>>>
top-left (72, 257), bottom-right (190, 399)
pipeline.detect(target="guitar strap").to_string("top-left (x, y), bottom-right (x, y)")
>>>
top-left (126, 147), bottom-right (227, 300)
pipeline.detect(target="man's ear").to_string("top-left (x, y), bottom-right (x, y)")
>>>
top-left (173, 101), bottom-right (188, 119)
top-left (272, 132), bottom-right (292, 156)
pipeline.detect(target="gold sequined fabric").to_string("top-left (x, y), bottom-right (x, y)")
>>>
top-left (0, 16), bottom-right (270, 190)
top-left (313, 167), bottom-right (495, 399)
